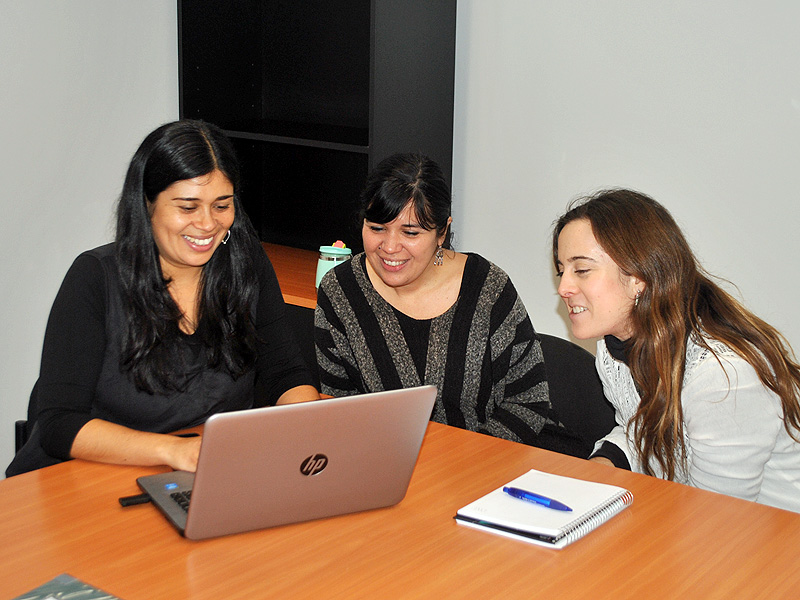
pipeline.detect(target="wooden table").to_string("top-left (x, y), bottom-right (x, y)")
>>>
top-left (2, 422), bottom-right (799, 599)
top-left (262, 242), bottom-right (318, 308)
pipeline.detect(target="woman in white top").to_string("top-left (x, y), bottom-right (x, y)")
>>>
top-left (552, 189), bottom-right (800, 512)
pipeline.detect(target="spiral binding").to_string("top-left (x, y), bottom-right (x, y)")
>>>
top-left (559, 490), bottom-right (634, 546)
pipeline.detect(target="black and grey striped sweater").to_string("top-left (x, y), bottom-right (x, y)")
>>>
top-left (315, 253), bottom-right (589, 457)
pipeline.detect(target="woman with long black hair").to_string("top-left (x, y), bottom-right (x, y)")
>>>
top-left (7, 120), bottom-right (318, 477)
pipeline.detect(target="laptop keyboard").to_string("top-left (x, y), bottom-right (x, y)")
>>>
top-left (170, 490), bottom-right (192, 512)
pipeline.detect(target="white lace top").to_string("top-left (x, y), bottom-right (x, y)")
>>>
top-left (594, 335), bottom-right (800, 513)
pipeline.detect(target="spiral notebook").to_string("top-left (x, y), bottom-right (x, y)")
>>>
top-left (455, 469), bottom-right (633, 549)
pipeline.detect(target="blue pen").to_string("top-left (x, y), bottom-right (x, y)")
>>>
top-left (503, 486), bottom-right (573, 512)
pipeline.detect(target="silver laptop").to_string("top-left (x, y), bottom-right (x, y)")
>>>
top-left (137, 385), bottom-right (437, 540)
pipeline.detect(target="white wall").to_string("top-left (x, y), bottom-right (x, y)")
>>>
top-left (3, 1), bottom-right (798, 472)
top-left (0, 1), bottom-right (178, 471)
top-left (453, 1), bottom-right (800, 354)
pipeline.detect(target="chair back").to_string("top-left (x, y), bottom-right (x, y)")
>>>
top-left (15, 420), bottom-right (29, 453)
top-left (539, 334), bottom-right (616, 450)
top-left (14, 380), bottom-right (38, 453)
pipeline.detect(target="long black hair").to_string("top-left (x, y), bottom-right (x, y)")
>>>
top-left (115, 119), bottom-right (260, 394)
top-left (359, 153), bottom-right (453, 249)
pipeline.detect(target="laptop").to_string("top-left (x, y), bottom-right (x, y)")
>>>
top-left (137, 385), bottom-right (437, 540)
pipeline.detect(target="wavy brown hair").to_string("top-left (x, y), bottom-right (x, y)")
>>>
top-left (552, 189), bottom-right (800, 479)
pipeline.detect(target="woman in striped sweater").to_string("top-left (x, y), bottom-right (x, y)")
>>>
top-left (315, 153), bottom-right (588, 457)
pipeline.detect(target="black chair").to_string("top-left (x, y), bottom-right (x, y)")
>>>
top-left (538, 333), bottom-right (616, 450)
top-left (284, 304), bottom-right (320, 389)
top-left (15, 420), bottom-right (29, 453)
top-left (13, 381), bottom-right (38, 453)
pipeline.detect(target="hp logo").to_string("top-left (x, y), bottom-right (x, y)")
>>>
top-left (300, 453), bottom-right (328, 476)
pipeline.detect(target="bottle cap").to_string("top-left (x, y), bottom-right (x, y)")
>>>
top-left (319, 241), bottom-right (352, 256)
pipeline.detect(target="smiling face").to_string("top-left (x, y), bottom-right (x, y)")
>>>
top-left (362, 201), bottom-right (448, 290)
top-left (556, 219), bottom-right (642, 340)
top-left (148, 169), bottom-right (235, 279)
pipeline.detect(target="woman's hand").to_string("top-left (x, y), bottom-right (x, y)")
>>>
top-left (161, 435), bottom-right (203, 472)
top-left (71, 419), bottom-right (203, 472)
top-left (590, 456), bottom-right (615, 467)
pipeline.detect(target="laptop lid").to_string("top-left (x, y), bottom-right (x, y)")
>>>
top-left (137, 385), bottom-right (437, 540)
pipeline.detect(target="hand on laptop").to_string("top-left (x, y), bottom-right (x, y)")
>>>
top-left (166, 435), bottom-right (203, 472)
top-left (71, 419), bottom-right (203, 472)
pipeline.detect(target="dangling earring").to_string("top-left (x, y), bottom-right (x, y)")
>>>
top-left (634, 289), bottom-right (641, 307)
top-left (221, 230), bottom-right (231, 245)
top-left (433, 245), bottom-right (444, 266)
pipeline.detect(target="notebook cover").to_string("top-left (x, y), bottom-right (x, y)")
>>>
top-left (455, 469), bottom-right (633, 549)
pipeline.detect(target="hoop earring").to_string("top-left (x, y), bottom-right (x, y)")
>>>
top-left (433, 245), bottom-right (444, 266)
top-left (221, 230), bottom-right (231, 245)
top-left (634, 290), bottom-right (641, 307)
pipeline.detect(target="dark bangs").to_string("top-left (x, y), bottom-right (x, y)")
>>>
top-left (363, 180), bottom-right (437, 230)
top-left (359, 153), bottom-right (452, 244)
